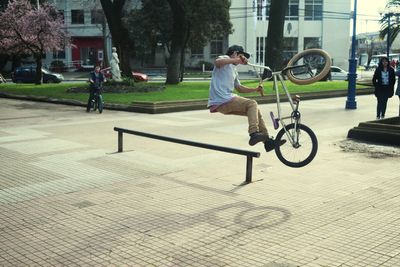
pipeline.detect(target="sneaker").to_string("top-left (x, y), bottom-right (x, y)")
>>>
top-left (264, 137), bottom-right (287, 152)
top-left (249, 132), bottom-right (267, 146)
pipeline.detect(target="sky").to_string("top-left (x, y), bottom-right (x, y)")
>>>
top-left (352, 0), bottom-right (389, 34)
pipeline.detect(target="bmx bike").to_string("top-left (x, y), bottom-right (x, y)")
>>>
top-left (247, 49), bottom-right (331, 168)
top-left (89, 88), bottom-right (104, 114)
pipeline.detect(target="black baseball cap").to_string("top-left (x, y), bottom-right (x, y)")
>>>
top-left (226, 45), bottom-right (250, 59)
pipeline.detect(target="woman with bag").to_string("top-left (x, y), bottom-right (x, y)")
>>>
top-left (372, 57), bottom-right (395, 119)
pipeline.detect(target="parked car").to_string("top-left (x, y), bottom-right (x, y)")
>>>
top-left (329, 66), bottom-right (348, 81)
top-left (319, 66), bottom-right (349, 81)
top-left (12, 66), bottom-right (64, 83)
top-left (100, 67), bottom-right (148, 82)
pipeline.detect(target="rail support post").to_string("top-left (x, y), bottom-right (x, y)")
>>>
top-left (118, 131), bottom-right (123, 152)
top-left (245, 155), bottom-right (253, 183)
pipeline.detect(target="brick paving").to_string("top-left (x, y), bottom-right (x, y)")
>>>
top-left (1, 96), bottom-right (400, 266)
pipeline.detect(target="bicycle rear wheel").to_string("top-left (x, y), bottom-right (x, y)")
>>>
top-left (274, 123), bottom-right (318, 168)
top-left (286, 49), bottom-right (331, 85)
top-left (98, 95), bottom-right (103, 113)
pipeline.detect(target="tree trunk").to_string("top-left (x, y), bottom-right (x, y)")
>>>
top-left (34, 55), bottom-right (42, 85)
top-left (179, 22), bottom-right (191, 82)
top-left (102, 19), bottom-right (109, 68)
top-left (0, 54), bottom-right (9, 70)
top-left (264, 0), bottom-right (289, 71)
top-left (166, 0), bottom-right (189, 84)
top-left (99, 0), bottom-right (133, 75)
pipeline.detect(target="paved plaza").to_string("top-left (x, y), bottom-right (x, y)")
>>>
top-left (1, 95), bottom-right (400, 267)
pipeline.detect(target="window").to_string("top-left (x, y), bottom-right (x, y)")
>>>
top-left (283, 38), bottom-right (298, 65)
top-left (210, 39), bottom-right (224, 58)
top-left (257, 0), bottom-right (263, 20)
top-left (305, 0), bottom-right (323, 21)
top-left (91, 9), bottom-right (104, 24)
top-left (191, 46), bottom-right (203, 58)
top-left (304, 37), bottom-right (321, 50)
top-left (262, 0), bottom-right (297, 20)
top-left (256, 0), bottom-right (271, 21)
top-left (71, 9), bottom-right (84, 24)
top-left (256, 37), bottom-right (266, 64)
top-left (286, 0), bottom-right (299, 21)
top-left (53, 48), bottom-right (66, 59)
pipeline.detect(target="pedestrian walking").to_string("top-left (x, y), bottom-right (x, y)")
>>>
top-left (372, 57), bottom-right (395, 119)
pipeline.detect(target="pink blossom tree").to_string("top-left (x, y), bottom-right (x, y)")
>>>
top-left (0, 0), bottom-right (69, 84)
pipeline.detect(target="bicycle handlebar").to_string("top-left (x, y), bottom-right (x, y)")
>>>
top-left (248, 62), bottom-right (308, 75)
top-left (247, 62), bottom-right (272, 72)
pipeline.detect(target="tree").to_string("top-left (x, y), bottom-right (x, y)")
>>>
top-left (165, 0), bottom-right (189, 84)
top-left (264, 0), bottom-right (289, 71)
top-left (125, 0), bottom-right (172, 66)
top-left (379, 0), bottom-right (400, 48)
top-left (0, 0), bottom-right (68, 84)
top-left (165, 0), bottom-right (232, 84)
top-left (116, 0), bottom-right (232, 84)
top-left (99, 0), bottom-right (134, 75)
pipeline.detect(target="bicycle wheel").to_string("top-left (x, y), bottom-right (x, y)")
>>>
top-left (98, 95), bottom-right (103, 113)
top-left (286, 49), bottom-right (331, 85)
top-left (274, 123), bottom-right (318, 168)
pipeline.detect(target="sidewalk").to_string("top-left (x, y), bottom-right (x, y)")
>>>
top-left (1, 96), bottom-right (400, 266)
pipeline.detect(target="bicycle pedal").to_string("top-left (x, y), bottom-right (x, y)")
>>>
top-left (269, 111), bottom-right (279, 130)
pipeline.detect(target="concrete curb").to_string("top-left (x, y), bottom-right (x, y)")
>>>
top-left (0, 88), bottom-right (374, 114)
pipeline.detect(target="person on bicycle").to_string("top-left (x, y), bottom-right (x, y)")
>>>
top-left (207, 45), bottom-right (285, 151)
top-left (86, 65), bottom-right (106, 112)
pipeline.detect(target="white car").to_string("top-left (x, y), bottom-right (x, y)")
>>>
top-left (329, 66), bottom-right (348, 81)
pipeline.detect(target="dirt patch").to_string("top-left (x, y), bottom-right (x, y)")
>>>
top-left (336, 139), bottom-right (400, 159)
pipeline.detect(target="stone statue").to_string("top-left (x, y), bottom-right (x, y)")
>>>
top-left (110, 47), bottom-right (122, 82)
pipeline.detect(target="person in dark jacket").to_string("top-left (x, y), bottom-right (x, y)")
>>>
top-left (372, 57), bottom-right (395, 119)
top-left (86, 66), bottom-right (105, 112)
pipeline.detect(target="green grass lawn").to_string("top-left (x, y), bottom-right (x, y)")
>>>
top-left (0, 80), bottom-right (368, 104)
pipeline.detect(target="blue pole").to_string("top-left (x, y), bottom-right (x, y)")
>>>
top-left (345, 0), bottom-right (357, 109)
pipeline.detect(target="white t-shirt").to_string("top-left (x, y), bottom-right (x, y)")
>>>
top-left (207, 55), bottom-right (241, 107)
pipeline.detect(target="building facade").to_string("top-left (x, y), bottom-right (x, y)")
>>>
top-left (227, 0), bottom-right (351, 71)
top-left (40, 0), bottom-right (351, 72)
top-left (41, 0), bottom-right (114, 71)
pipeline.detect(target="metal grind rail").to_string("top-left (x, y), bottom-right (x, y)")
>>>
top-left (114, 127), bottom-right (260, 183)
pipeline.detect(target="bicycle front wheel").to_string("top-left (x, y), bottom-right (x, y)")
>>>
top-left (286, 49), bottom-right (331, 85)
top-left (275, 123), bottom-right (318, 168)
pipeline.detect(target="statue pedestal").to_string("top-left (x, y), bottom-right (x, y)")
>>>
top-left (347, 117), bottom-right (400, 146)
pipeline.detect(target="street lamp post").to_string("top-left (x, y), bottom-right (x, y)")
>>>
top-left (345, 0), bottom-right (357, 109)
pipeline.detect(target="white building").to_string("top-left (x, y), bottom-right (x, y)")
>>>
top-left (195, 0), bottom-right (351, 71)
top-left (41, 0), bottom-right (351, 72)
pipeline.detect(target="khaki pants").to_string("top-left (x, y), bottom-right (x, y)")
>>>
top-left (216, 96), bottom-right (268, 135)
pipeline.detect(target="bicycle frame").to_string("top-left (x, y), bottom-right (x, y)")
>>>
top-left (271, 72), bottom-right (301, 146)
top-left (248, 63), bottom-right (303, 146)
